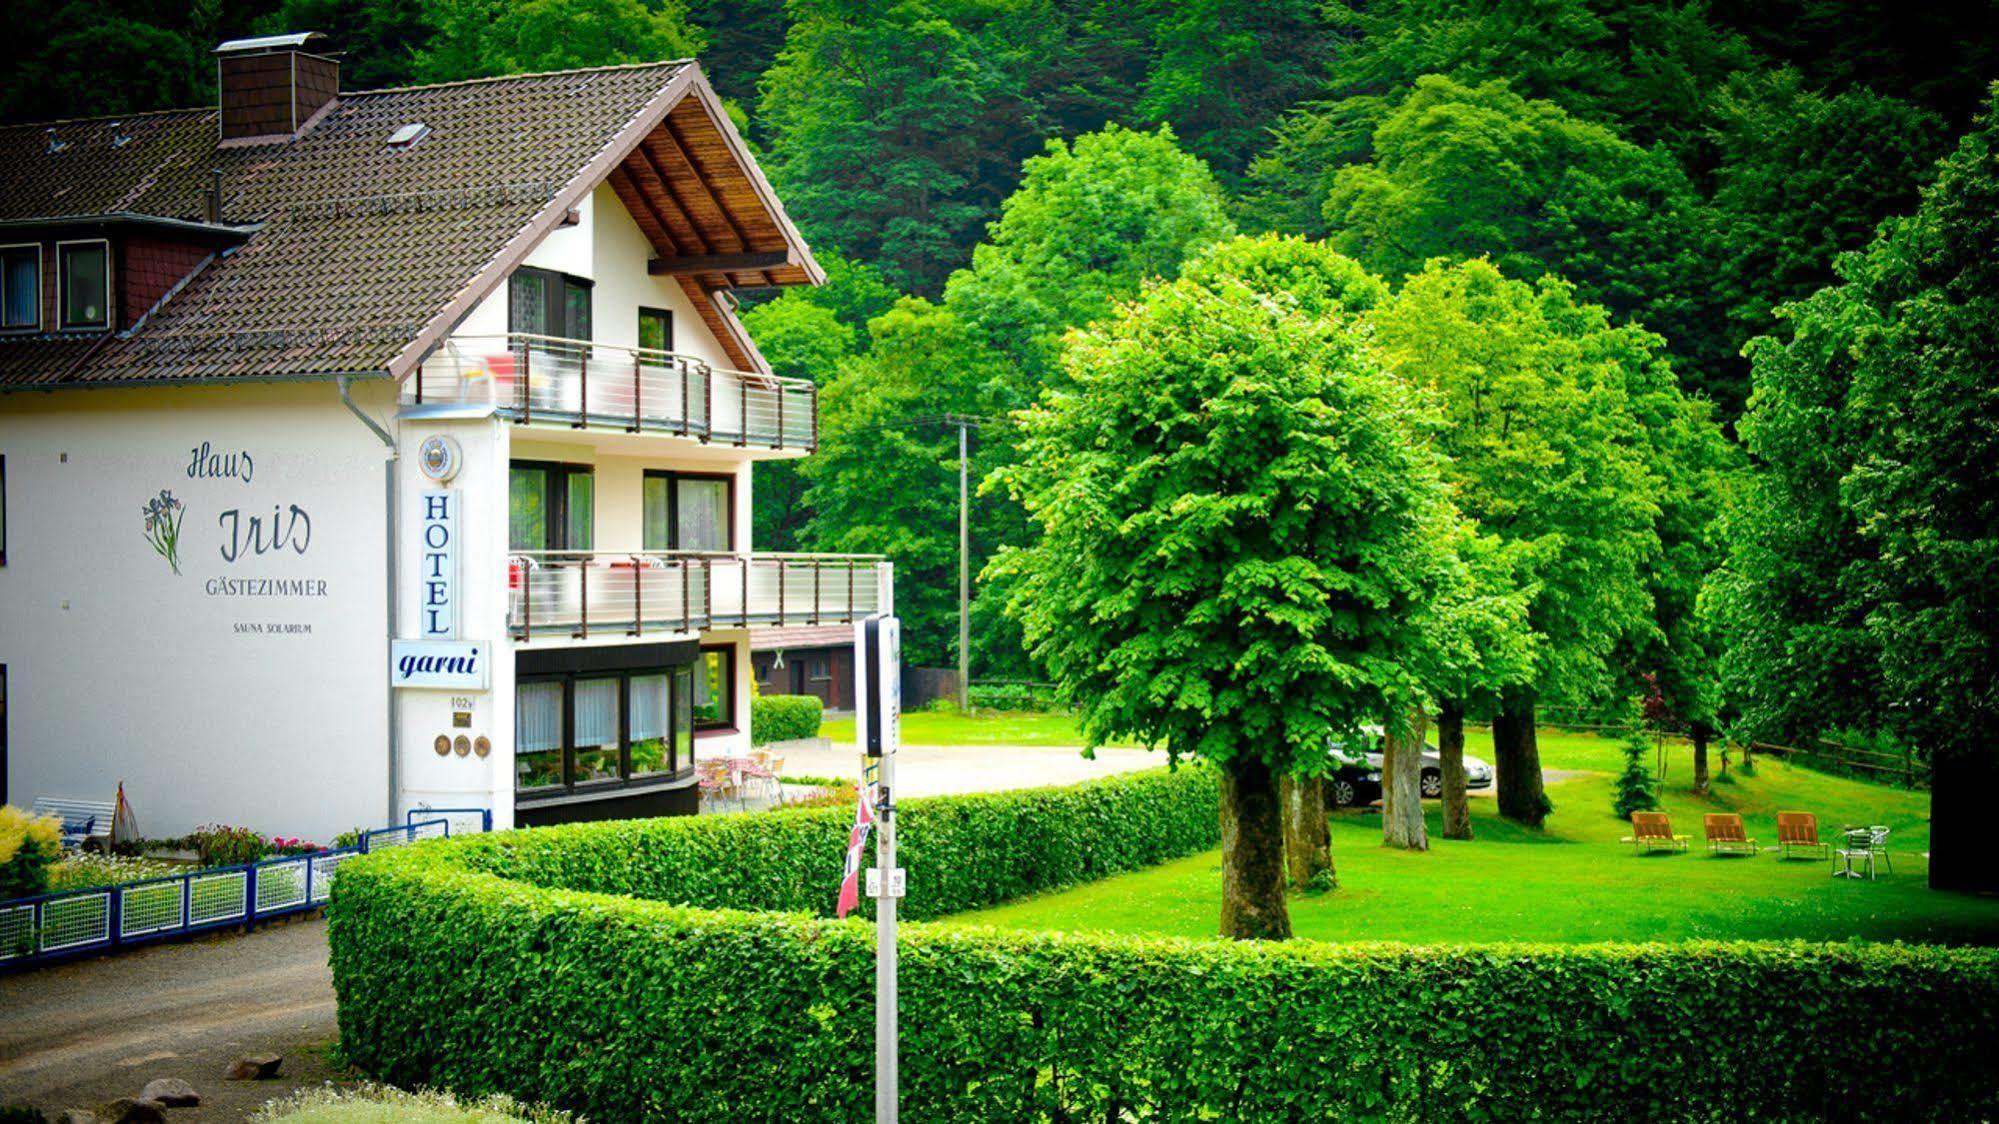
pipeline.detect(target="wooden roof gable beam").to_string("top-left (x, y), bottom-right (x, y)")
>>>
top-left (649, 248), bottom-right (801, 276)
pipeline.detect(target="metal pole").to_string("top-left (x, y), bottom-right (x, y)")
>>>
top-left (874, 747), bottom-right (898, 1124)
top-left (957, 419), bottom-right (970, 714)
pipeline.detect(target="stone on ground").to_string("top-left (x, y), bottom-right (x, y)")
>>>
top-left (225, 1054), bottom-right (284, 1080)
top-left (137, 1079), bottom-right (198, 1107)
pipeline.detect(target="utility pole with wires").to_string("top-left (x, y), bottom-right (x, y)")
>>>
top-left (827, 411), bottom-right (998, 712)
top-left (950, 413), bottom-right (974, 713)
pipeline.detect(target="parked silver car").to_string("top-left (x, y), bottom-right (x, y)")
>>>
top-left (1326, 728), bottom-right (1494, 808)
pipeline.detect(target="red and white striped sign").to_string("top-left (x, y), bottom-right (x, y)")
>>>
top-left (836, 778), bottom-right (876, 918)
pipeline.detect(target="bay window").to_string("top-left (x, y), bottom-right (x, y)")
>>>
top-left (514, 664), bottom-right (696, 797)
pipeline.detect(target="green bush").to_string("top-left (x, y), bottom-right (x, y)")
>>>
top-left (188, 823), bottom-right (272, 867)
top-left (0, 805), bottom-right (62, 900)
top-left (750, 694), bottom-right (824, 746)
top-left (967, 681), bottom-right (1063, 712)
top-left (329, 767), bottom-right (1999, 1121)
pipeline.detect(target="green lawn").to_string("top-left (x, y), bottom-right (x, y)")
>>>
top-left (943, 729), bottom-right (1999, 946)
top-left (821, 708), bottom-right (1136, 747)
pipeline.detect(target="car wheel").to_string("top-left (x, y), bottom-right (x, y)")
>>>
top-left (1420, 770), bottom-right (1443, 798)
top-left (1330, 778), bottom-right (1357, 808)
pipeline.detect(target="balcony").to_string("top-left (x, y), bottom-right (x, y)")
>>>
top-left (506, 551), bottom-right (889, 641)
top-left (408, 333), bottom-right (817, 451)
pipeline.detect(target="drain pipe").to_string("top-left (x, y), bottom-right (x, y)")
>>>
top-left (339, 376), bottom-right (400, 827)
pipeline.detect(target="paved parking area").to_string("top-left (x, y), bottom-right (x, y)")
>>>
top-left (775, 741), bottom-right (1167, 797)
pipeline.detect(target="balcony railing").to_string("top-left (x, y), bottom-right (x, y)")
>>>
top-left (408, 333), bottom-right (817, 451)
top-left (506, 551), bottom-right (889, 641)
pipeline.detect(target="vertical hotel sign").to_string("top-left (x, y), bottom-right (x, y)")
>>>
top-left (420, 490), bottom-right (459, 638)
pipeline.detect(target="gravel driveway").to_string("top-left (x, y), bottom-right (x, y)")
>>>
top-left (0, 916), bottom-right (343, 1119)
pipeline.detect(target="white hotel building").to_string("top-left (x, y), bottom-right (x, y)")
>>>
top-left (0, 36), bottom-right (888, 839)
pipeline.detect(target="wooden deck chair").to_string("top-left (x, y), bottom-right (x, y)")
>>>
top-left (1703, 813), bottom-right (1758, 856)
top-left (1622, 811), bottom-right (1689, 853)
top-left (1776, 811), bottom-right (1830, 861)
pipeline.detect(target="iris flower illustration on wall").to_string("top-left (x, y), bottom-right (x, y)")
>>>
top-left (142, 489), bottom-right (186, 575)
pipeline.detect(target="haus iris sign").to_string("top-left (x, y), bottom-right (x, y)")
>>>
top-left (420, 490), bottom-right (459, 639)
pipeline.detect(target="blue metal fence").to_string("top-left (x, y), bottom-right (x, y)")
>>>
top-left (0, 817), bottom-right (460, 971)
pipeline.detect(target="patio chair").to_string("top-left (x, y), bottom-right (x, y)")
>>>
top-left (1834, 825), bottom-right (1892, 878)
top-left (1776, 812), bottom-right (1830, 861)
top-left (696, 759), bottom-right (742, 811)
top-left (1622, 811), bottom-right (1688, 854)
top-left (1703, 813), bottom-right (1758, 857)
top-left (740, 752), bottom-right (781, 805)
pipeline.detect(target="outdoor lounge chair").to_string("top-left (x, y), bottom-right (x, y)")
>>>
top-left (1703, 813), bottom-right (1758, 856)
top-left (1622, 811), bottom-right (1689, 854)
top-left (1776, 811), bottom-right (1831, 861)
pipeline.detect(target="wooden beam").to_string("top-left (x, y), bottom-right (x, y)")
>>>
top-left (649, 250), bottom-right (795, 276)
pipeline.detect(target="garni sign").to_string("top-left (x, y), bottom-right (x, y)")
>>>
top-left (420, 489), bottom-right (459, 639)
top-left (391, 639), bottom-right (490, 690)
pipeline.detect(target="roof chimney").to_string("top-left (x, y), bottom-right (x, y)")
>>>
top-left (214, 32), bottom-right (339, 145)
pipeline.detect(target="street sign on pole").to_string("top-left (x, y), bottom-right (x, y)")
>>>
top-left (854, 614), bottom-right (903, 1124)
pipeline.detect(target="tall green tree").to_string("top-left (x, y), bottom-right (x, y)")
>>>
top-left (743, 296), bottom-right (857, 552)
top-left (1715, 93), bottom-right (1999, 891)
top-left (944, 123), bottom-right (1234, 404)
top-left (993, 269), bottom-right (1469, 937)
top-left (411, 0), bottom-right (701, 81)
top-left (1131, 0), bottom-right (1332, 183)
top-left (757, 0), bottom-right (1050, 294)
top-left (1370, 260), bottom-right (1661, 827)
top-left (1322, 75), bottom-right (1735, 408)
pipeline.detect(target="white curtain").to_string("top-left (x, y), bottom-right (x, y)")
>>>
top-left (629, 673), bottom-right (668, 741)
top-left (516, 681), bottom-right (562, 751)
top-left (574, 677), bottom-right (619, 746)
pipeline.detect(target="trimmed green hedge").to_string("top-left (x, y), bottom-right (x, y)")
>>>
top-left (750, 693), bottom-right (824, 745)
top-left (330, 768), bottom-right (1999, 1121)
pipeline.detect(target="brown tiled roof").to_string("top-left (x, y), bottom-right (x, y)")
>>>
top-left (0, 60), bottom-right (786, 388)
top-left (751, 624), bottom-right (856, 651)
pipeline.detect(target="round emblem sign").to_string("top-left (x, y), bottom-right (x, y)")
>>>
top-left (418, 435), bottom-right (461, 483)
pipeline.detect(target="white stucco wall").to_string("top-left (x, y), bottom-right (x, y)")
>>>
top-left (0, 380), bottom-right (394, 842)
top-left (449, 183), bottom-right (736, 372)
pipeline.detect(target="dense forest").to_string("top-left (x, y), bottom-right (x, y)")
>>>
top-left (9, 2), bottom-right (1997, 861)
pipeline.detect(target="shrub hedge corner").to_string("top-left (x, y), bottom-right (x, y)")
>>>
top-left (329, 765), bottom-right (1999, 1121)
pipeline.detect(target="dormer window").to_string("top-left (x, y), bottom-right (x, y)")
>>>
top-left (57, 240), bottom-right (110, 330)
top-left (0, 245), bottom-right (38, 331)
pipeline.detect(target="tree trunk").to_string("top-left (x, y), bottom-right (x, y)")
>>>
top-left (1219, 755), bottom-right (1292, 940)
top-left (1381, 708), bottom-right (1431, 851)
top-left (1930, 746), bottom-right (1999, 893)
top-left (1691, 723), bottom-right (1711, 796)
top-left (1493, 700), bottom-right (1550, 828)
top-left (1438, 699), bottom-right (1472, 841)
top-left (1282, 774), bottom-right (1335, 889)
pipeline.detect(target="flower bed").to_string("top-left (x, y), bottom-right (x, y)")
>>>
top-left (329, 767), bottom-right (1999, 1121)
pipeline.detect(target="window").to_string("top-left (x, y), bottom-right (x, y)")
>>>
top-left (638, 306), bottom-right (674, 353)
top-left (807, 654), bottom-right (831, 683)
top-left (509, 461), bottom-right (593, 552)
top-left (642, 471), bottom-right (732, 552)
top-left (693, 645), bottom-right (736, 730)
top-left (515, 665), bottom-right (694, 797)
top-left (508, 267), bottom-right (592, 339)
top-left (0, 246), bottom-right (38, 331)
top-left (57, 241), bottom-right (109, 330)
